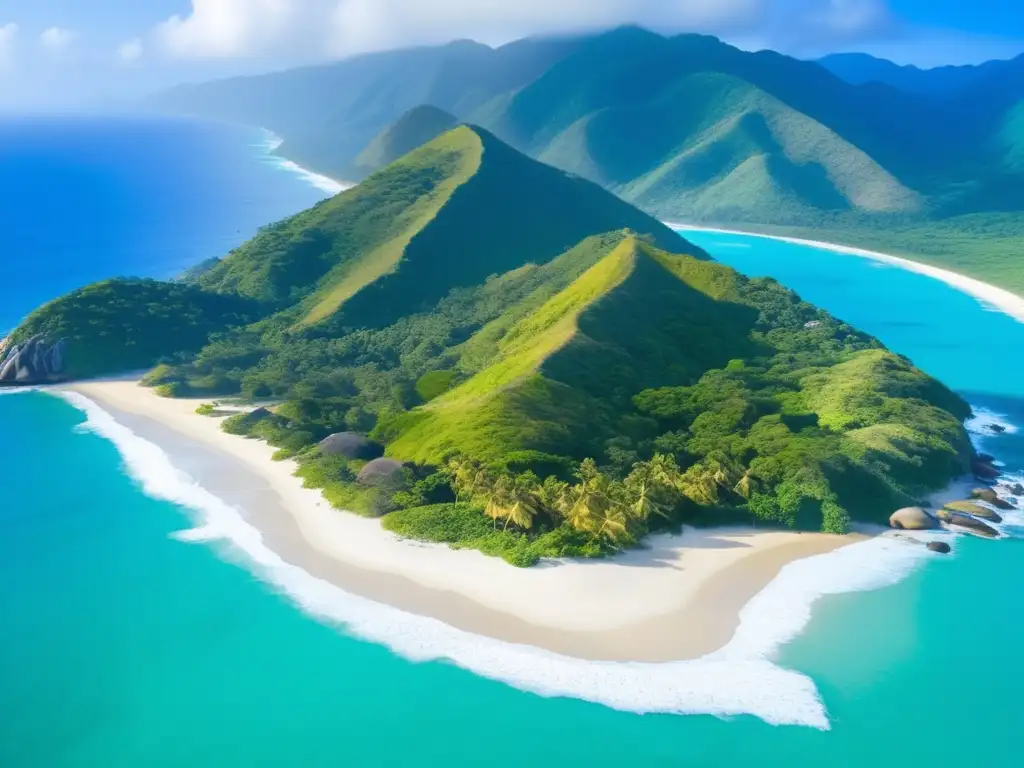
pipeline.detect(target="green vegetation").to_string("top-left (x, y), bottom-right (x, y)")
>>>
top-left (153, 26), bottom-right (1024, 275)
top-left (8, 279), bottom-right (258, 379)
top-left (750, 213), bottom-right (1024, 297)
top-left (11, 125), bottom-right (974, 564)
top-left (352, 105), bottom-right (459, 178)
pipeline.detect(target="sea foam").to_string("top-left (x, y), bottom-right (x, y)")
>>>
top-left (256, 131), bottom-right (350, 196)
top-left (54, 390), bottom-right (951, 730)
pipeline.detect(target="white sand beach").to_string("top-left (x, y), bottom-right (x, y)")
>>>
top-left (671, 223), bottom-right (1024, 323)
top-left (63, 378), bottom-right (866, 662)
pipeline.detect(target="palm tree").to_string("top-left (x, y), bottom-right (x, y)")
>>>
top-left (593, 504), bottom-right (630, 545)
top-left (483, 474), bottom-right (516, 529)
top-left (482, 473), bottom-right (540, 531)
top-left (562, 459), bottom-right (618, 533)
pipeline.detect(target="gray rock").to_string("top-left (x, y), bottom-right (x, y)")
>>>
top-left (318, 432), bottom-right (382, 460)
top-left (927, 541), bottom-right (951, 554)
top-left (944, 500), bottom-right (1002, 523)
top-left (937, 509), bottom-right (999, 538)
top-left (357, 457), bottom-right (404, 485)
top-left (1011, 483), bottom-right (1024, 496)
top-left (0, 335), bottom-right (69, 384)
top-left (889, 507), bottom-right (939, 530)
top-left (972, 458), bottom-right (1001, 480)
top-left (970, 488), bottom-right (1014, 510)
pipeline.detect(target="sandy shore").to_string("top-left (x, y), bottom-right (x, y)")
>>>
top-left (62, 379), bottom-right (865, 662)
top-left (671, 223), bottom-right (1024, 323)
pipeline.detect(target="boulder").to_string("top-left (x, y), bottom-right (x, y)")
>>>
top-left (356, 457), bottom-right (404, 485)
top-left (988, 423), bottom-right (1007, 434)
top-left (889, 507), bottom-right (939, 530)
top-left (937, 509), bottom-right (999, 538)
top-left (0, 334), bottom-right (68, 384)
top-left (970, 488), bottom-right (1014, 510)
top-left (944, 501), bottom-right (1002, 523)
top-left (1011, 483), bottom-right (1024, 496)
top-left (971, 458), bottom-right (1001, 480)
top-left (927, 541), bottom-right (952, 554)
top-left (318, 432), bottom-right (383, 460)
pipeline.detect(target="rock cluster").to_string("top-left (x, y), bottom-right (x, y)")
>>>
top-left (0, 335), bottom-right (67, 384)
top-left (970, 488), bottom-right (1013, 510)
top-left (936, 509), bottom-right (999, 538)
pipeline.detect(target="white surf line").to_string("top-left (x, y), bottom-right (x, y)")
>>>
top-left (52, 388), bottom-right (951, 730)
top-left (256, 130), bottom-right (353, 197)
top-left (670, 223), bottom-right (1024, 325)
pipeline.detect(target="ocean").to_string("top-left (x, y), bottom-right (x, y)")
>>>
top-left (2, 118), bottom-right (1023, 766)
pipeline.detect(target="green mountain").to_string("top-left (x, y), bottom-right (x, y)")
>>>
top-left (152, 37), bottom-right (580, 181)
top-left (350, 105), bottom-right (458, 179)
top-left (198, 124), bottom-right (687, 332)
top-left (11, 126), bottom-right (971, 559)
top-left (817, 52), bottom-right (1016, 96)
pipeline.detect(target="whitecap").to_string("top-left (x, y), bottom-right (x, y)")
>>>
top-left (54, 391), bottom-right (955, 730)
top-left (966, 407), bottom-right (1019, 439)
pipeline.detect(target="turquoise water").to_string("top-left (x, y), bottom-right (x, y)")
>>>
top-left (3, 236), bottom-right (1024, 762)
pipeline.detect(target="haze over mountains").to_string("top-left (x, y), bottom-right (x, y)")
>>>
top-left (152, 26), bottom-right (1024, 232)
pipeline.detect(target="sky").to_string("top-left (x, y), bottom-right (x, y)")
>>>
top-left (1, 0), bottom-right (1022, 107)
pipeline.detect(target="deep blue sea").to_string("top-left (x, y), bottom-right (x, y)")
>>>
top-left (0, 115), bottom-right (331, 333)
top-left (2, 119), bottom-right (1024, 765)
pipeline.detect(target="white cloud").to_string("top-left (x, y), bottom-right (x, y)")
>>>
top-left (153, 0), bottom-right (806, 60)
top-left (0, 22), bottom-right (18, 68)
top-left (118, 38), bottom-right (144, 63)
top-left (40, 27), bottom-right (77, 54)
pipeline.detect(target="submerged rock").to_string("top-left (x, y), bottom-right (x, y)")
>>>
top-left (937, 509), bottom-right (999, 538)
top-left (988, 423), bottom-right (1007, 434)
top-left (944, 500), bottom-right (1002, 523)
top-left (970, 488), bottom-right (1014, 510)
top-left (927, 541), bottom-right (952, 554)
top-left (889, 507), bottom-right (939, 530)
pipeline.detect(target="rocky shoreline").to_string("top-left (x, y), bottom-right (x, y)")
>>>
top-left (0, 335), bottom-right (68, 385)
top-left (888, 456), bottom-right (1021, 549)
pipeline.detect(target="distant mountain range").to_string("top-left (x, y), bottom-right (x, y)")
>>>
top-left (150, 26), bottom-right (1024, 283)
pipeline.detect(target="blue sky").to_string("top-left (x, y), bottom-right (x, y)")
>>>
top-left (1, 1), bottom-right (1022, 107)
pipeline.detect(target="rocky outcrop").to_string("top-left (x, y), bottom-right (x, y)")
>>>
top-left (0, 335), bottom-right (68, 384)
top-left (970, 488), bottom-right (1014, 510)
top-left (944, 501), bottom-right (1002, 523)
top-left (356, 457), bottom-right (405, 485)
top-left (1010, 483), bottom-right (1024, 496)
top-left (971, 458), bottom-right (1001, 480)
top-left (937, 509), bottom-right (999, 538)
top-left (318, 432), bottom-right (383, 460)
top-left (927, 541), bottom-right (951, 554)
top-left (889, 507), bottom-right (939, 530)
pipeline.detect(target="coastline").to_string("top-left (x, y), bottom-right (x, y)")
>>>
top-left (63, 378), bottom-right (864, 663)
top-left (670, 222), bottom-right (1024, 323)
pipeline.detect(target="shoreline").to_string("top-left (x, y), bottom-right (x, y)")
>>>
top-left (670, 222), bottom-right (1024, 323)
top-left (61, 378), bottom-right (865, 663)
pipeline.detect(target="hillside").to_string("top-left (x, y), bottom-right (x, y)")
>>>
top-left (151, 37), bottom-right (580, 180)
top-left (350, 105), bottom-right (458, 179)
top-left (381, 234), bottom-right (970, 533)
top-left (819, 52), bottom-right (1023, 98)
top-left (10, 127), bottom-right (972, 561)
top-left (198, 124), bottom-right (687, 332)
